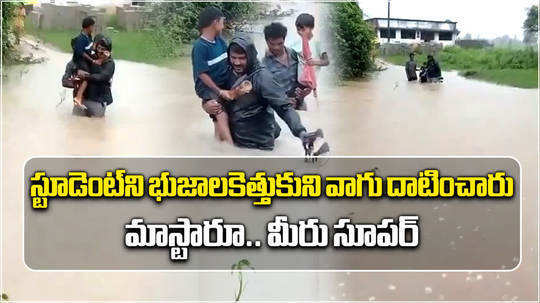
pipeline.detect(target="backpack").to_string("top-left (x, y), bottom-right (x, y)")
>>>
top-left (61, 60), bottom-right (78, 88)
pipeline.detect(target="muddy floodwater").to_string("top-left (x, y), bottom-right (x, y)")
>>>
top-left (2, 25), bottom-right (539, 303)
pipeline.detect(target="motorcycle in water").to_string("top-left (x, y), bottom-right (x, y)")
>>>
top-left (301, 129), bottom-right (330, 162)
top-left (419, 65), bottom-right (444, 83)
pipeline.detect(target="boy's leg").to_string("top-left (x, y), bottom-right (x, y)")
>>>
top-left (74, 80), bottom-right (87, 105)
top-left (213, 122), bottom-right (220, 140)
top-left (214, 110), bottom-right (233, 144)
top-left (202, 98), bottom-right (222, 140)
top-left (201, 89), bottom-right (233, 144)
top-left (74, 60), bottom-right (90, 105)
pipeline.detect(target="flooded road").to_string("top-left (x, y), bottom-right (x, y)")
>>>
top-left (2, 16), bottom-right (538, 303)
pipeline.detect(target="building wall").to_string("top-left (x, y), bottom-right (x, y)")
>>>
top-left (376, 29), bottom-right (457, 46)
top-left (31, 3), bottom-right (105, 33)
top-left (115, 5), bottom-right (150, 32)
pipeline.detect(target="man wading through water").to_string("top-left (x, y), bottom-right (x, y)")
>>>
top-left (262, 22), bottom-right (312, 110)
top-left (405, 53), bottom-right (418, 81)
top-left (222, 34), bottom-right (329, 155)
top-left (72, 36), bottom-right (115, 117)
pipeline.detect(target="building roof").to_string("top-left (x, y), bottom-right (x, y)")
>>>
top-left (366, 17), bottom-right (459, 32)
top-left (366, 17), bottom-right (457, 24)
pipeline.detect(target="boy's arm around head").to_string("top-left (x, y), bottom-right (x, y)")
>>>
top-left (256, 70), bottom-right (306, 137)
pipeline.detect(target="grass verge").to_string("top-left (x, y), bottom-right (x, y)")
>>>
top-left (459, 69), bottom-right (538, 89)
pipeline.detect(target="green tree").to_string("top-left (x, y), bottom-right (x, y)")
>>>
top-left (148, 2), bottom-right (261, 57)
top-left (1, 1), bottom-right (19, 63)
top-left (523, 5), bottom-right (538, 44)
top-left (329, 2), bottom-right (376, 79)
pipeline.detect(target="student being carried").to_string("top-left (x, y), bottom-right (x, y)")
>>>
top-left (289, 13), bottom-right (330, 99)
top-left (72, 17), bottom-right (100, 108)
top-left (192, 7), bottom-right (246, 144)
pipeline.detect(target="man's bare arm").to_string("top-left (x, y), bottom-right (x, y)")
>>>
top-left (307, 52), bottom-right (330, 66)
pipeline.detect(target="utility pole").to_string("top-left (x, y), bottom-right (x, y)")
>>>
top-left (387, 0), bottom-right (391, 43)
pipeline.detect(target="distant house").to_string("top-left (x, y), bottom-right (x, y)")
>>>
top-left (366, 18), bottom-right (460, 46)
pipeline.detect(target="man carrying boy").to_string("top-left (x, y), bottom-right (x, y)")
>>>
top-left (224, 33), bottom-right (329, 156)
top-left (73, 36), bottom-right (115, 118)
top-left (289, 13), bottom-right (330, 100)
top-left (72, 16), bottom-right (98, 107)
top-left (192, 7), bottom-right (234, 144)
top-left (262, 22), bottom-right (312, 110)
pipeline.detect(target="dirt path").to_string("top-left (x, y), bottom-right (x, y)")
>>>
top-left (1, 33), bottom-right (538, 300)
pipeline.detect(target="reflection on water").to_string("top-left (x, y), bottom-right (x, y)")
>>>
top-left (2, 2), bottom-right (538, 300)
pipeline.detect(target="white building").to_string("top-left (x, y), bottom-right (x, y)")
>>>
top-left (367, 18), bottom-right (460, 46)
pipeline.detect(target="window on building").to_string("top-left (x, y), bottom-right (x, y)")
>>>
top-left (439, 31), bottom-right (453, 41)
top-left (380, 28), bottom-right (396, 39)
top-left (421, 31), bottom-right (435, 42)
top-left (401, 29), bottom-right (416, 39)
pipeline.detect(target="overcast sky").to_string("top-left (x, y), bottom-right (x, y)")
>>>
top-left (357, 0), bottom-right (537, 40)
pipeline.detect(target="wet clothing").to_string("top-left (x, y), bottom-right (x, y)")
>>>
top-left (262, 47), bottom-right (299, 96)
top-left (405, 60), bottom-right (417, 81)
top-left (262, 47), bottom-right (306, 109)
top-left (72, 32), bottom-right (94, 71)
top-left (191, 36), bottom-right (229, 100)
top-left (73, 57), bottom-right (114, 117)
top-left (225, 34), bottom-right (306, 150)
top-left (72, 100), bottom-right (106, 117)
top-left (85, 57), bottom-right (115, 105)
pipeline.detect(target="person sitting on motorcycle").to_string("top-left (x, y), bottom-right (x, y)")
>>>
top-left (425, 55), bottom-right (442, 80)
